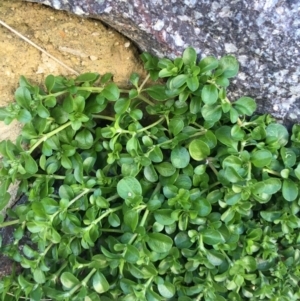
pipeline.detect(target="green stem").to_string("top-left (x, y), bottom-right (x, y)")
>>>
top-left (40, 91), bottom-right (68, 100)
top-left (0, 219), bottom-right (20, 228)
top-left (50, 261), bottom-right (68, 282)
top-left (89, 205), bottom-right (123, 229)
top-left (33, 174), bottom-right (65, 180)
top-left (206, 158), bottom-right (219, 176)
top-left (106, 194), bottom-right (120, 202)
top-left (67, 268), bottom-right (97, 296)
top-left (138, 74), bottom-right (151, 92)
top-left (92, 114), bottom-right (115, 121)
top-left (263, 168), bottom-right (281, 177)
top-left (199, 181), bottom-right (221, 196)
top-left (28, 121), bottom-right (72, 154)
top-left (247, 162), bottom-right (252, 181)
top-left (137, 94), bottom-right (155, 106)
top-left (50, 188), bottom-right (90, 222)
top-left (137, 116), bottom-right (165, 133)
top-left (128, 183), bottom-right (161, 246)
top-left (100, 228), bottom-right (124, 233)
top-left (67, 188), bottom-right (90, 209)
top-left (118, 117), bottom-right (165, 134)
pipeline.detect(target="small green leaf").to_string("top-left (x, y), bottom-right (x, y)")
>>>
top-left (266, 124), bottom-right (289, 148)
top-left (44, 96), bottom-right (57, 108)
top-left (187, 76), bottom-right (199, 91)
top-left (182, 47), bottom-right (197, 66)
top-left (252, 178), bottom-right (282, 195)
top-left (124, 209), bottom-right (139, 231)
top-left (33, 269), bottom-right (46, 284)
top-left (100, 72), bottom-right (113, 84)
top-left (169, 74), bottom-right (188, 90)
top-left (22, 153), bottom-right (38, 174)
top-left (189, 139), bottom-right (210, 161)
top-left (60, 272), bottom-right (80, 289)
top-left (280, 147), bottom-right (296, 168)
top-left (197, 198), bottom-right (212, 217)
top-left (92, 271), bottom-right (109, 293)
top-left (17, 109), bottom-right (32, 123)
top-left (117, 177), bottom-right (142, 199)
top-left (216, 55), bottom-right (239, 78)
top-left (233, 97), bottom-right (256, 116)
top-left (114, 98), bottom-right (130, 114)
top-left (147, 233), bottom-right (173, 253)
top-left (76, 72), bottom-right (99, 82)
top-left (145, 85), bottom-right (168, 101)
top-left (157, 281), bottom-right (175, 298)
top-left (251, 150), bottom-right (272, 168)
top-left (15, 86), bottom-right (31, 109)
top-left (201, 84), bottom-right (218, 105)
top-left (155, 162), bottom-right (176, 177)
top-left (171, 146), bottom-right (190, 169)
top-left (144, 164), bottom-right (159, 183)
top-left (63, 94), bottom-right (74, 113)
top-left (260, 211), bottom-right (282, 222)
top-left (149, 146), bottom-right (163, 163)
top-left (45, 74), bottom-right (55, 92)
top-left (294, 163), bottom-right (300, 180)
top-left (282, 179), bottom-right (298, 202)
top-left (102, 83), bottom-right (120, 101)
top-left (169, 118), bottom-right (184, 136)
top-left (199, 56), bottom-right (219, 73)
top-left (206, 250), bottom-right (225, 266)
top-left (202, 229), bottom-right (225, 245)
top-left (75, 129), bottom-right (94, 149)
top-left (154, 209), bottom-right (176, 225)
top-left (124, 245), bottom-right (140, 263)
top-left (201, 104), bottom-right (222, 123)
top-left (215, 126), bottom-right (238, 150)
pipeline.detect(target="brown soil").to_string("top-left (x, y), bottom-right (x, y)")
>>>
top-left (0, 0), bottom-right (145, 215)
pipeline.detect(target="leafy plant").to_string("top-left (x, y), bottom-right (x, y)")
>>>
top-left (0, 47), bottom-right (300, 301)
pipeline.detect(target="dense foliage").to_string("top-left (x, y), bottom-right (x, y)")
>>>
top-left (0, 47), bottom-right (300, 301)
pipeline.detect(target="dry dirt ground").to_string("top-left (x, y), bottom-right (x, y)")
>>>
top-left (0, 0), bottom-right (145, 213)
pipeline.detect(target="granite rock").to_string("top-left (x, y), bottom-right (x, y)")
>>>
top-left (25, 0), bottom-right (300, 124)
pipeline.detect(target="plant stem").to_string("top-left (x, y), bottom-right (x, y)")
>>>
top-left (100, 228), bottom-right (124, 233)
top-left (199, 181), bottom-right (221, 196)
top-left (90, 205), bottom-right (123, 229)
top-left (67, 268), bottom-right (97, 296)
top-left (137, 94), bottom-right (155, 106)
top-left (0, 219), bottom-right (20, 228)
top-left (40, 91), bottom-right (68, 100)
top-left (137, 116), bottom-right (165, 133)
top-left (206, 158), bottom-right (219, 176)
top-left (263, 168), bottom-right (281, 177)
top-left (28, 121), bottom-right (72, 154)
top-left (33, 174), bottom-right (66, 180)
top-left (127, 183), bottom-right (161, 246)
top-left (106, 194), bottom-right (120, 202)
top-left (92, 114), bottom-right (115, 121)
top-left (138, 74), bottom-right (151, 92)
top-left (67, 188), bottom-right (91, 208)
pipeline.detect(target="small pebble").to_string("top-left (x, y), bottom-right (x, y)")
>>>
top-left (89, 55), bottom-right (98, 61)
top-left (124, 42), bottom-right (131, 48)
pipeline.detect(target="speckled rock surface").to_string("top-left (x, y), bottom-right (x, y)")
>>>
top-left (25, 0), bottom-right (300, 124)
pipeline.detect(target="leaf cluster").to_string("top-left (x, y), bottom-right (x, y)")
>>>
top-left (0, 48), bottom-right (300, 301)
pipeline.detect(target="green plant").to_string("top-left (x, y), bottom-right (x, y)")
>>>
top-left (0, 47), bottom-right (300, 301)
